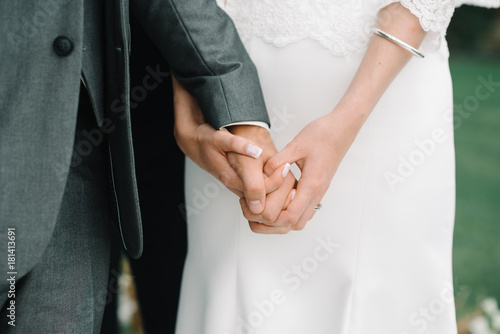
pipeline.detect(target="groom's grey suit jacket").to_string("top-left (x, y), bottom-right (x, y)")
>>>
top-left (0, 0), bottom-right (269, 277)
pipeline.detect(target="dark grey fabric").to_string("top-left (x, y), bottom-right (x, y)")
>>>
top-left (82, 0), bottom-right (106, 124)
top-left (0, 0), bottom-right (270, 302)
top-left (131, 0), bottom-right (270, 128)
top-left (126, 17), bottom-right (187, 333)
top-left (0, 1), bottom-right (85, 297)
top-left (0, 88), bottom-right (111, 333)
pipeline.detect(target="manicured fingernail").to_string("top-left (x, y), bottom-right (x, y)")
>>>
top-left (291, 189), bottom-right (296, 201)
top-left (248, 200), bottom-right (263, 214)
top-left (263, 173), bottom-right (268, 178)
top-left (282, 163), bottom-right (291, 178)
top-left (246, 144), bottom-right (263, 159)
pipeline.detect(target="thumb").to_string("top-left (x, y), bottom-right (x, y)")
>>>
top-left (235, 158), bottom-right (266, 215)
top-left (263, 143), bottom-right (300, 176)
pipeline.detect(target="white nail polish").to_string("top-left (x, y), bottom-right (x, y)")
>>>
top-left (282, 163), bottom-right (291, 178)
top-left (246, 144), bottom-right (263, 159)
top-left (291, 189), bottom-right (296, 201)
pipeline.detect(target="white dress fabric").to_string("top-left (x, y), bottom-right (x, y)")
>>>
top-left (176, 1), bottom-right (498, 333)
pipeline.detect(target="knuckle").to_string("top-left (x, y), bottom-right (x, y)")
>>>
top-left (249, 223), bottom-right (258, 233)
top-left (227, 152), bottom-right (238, 166)
top-left (217, 172), bottom-right (232, 187)
top-left (214, 130), bottom-right (229, 146)
top-left (242, 211), bottom-right (255, 221)
top-left (260, 210), bottom-right (279, 223)
top-left (280, 227), bottom-right (291, 234)
top-left (249, 223), bottom-right (263, 234)
top-left (293, 223), bottom-right (306, 231)
top-left (282, 216), bottom-right (297, 226)
top-left (213, 130), bottom-right (224, 141)
top-left (309, 180), bottom-right (323, 193)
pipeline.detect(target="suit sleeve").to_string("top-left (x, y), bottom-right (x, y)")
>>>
top-left (130, 0), bottom-right (270, 129)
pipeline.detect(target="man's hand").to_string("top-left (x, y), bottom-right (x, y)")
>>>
top-left (173, 74), bottom-right (297, 234)
top-left (227, 125), bottom-right (295, 216)
top-left (173, 76), bottom-right (264, 196)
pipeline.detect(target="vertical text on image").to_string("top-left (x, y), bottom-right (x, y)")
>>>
top-left (6, 227), bottom-right (17, 326)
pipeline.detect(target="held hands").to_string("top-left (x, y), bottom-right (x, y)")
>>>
top-left (241, 109), bottom-right (359, 231)
top-left (227, 125), bottom-right (297, 234)
top-left (176, 117), bottom-right (297, 234)
top-left (173, 75), bottom-right (360, 233)
top-left (173, 75), bottom-right (296, 234)
top-left (174, 2), bottom-right (423, 233)
top-left (177, 106), bottom-right (357, 233)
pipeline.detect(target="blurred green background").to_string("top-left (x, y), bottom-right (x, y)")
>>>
top-left (448, 4), bottom-right (500, 58)
top-left (447, 4), bottom-right (500, 332)
top-left (451, 57), bottom-right (500, 329)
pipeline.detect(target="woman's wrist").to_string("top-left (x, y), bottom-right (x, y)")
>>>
top-left (328, 97), bottom-right (373, 134)
top-left (320, 109), bottom-right (362, 157)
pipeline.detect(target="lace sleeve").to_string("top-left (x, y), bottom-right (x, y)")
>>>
top-left (378, 0), bottom-right (456, 35)
top-left (216, 0), bottom-right (496, 57)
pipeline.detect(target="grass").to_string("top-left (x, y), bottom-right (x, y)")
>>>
top-left (450, 56), bottom-right (500, 319)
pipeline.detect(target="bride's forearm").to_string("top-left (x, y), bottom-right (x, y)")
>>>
top-left (263, 4), bottom-right (429, 230)
top-left (332, 3), bottom-right (427, 130)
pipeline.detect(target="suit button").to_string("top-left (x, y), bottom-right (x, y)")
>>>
top-left (53, 36), bottom-right (74, 56)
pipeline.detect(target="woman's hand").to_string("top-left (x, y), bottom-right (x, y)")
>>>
top-left (242, 2), bottom-right (427, 230)
top-left (242, 106), bottom-right (364, 230)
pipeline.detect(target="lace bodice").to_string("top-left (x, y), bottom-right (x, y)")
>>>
top-left (217, 0), bottom-right (500, 56)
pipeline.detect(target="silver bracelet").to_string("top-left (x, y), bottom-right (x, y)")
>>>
top-left (372, 28), bottom-right (425, 59)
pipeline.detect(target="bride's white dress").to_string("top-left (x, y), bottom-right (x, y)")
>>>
top-left (176, 1), bottom-right (499, 333)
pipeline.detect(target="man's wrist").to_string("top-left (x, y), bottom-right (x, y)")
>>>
top-left (220, 121), bottom-right (270, 131)
top-left (226, 124), bottom-right (271, 142)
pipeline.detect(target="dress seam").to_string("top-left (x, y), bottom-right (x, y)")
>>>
top-left (343, 117), bottom-right (374, 334)
top-left (234, 212), bottom-right (243, 332)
